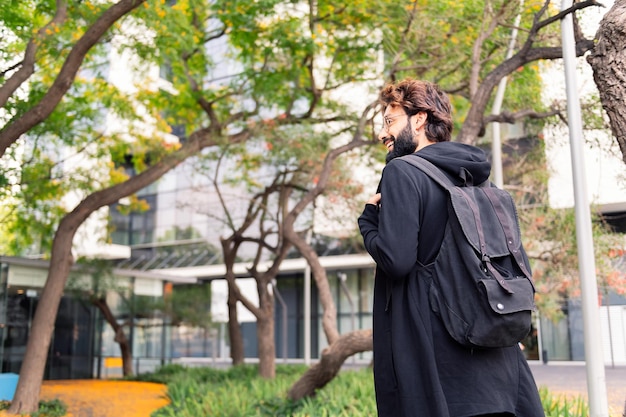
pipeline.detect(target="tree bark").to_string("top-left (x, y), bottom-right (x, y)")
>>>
top-left (227, 282), bottom-right (244, 365)
top-left (220, 236), bottom-right (245, 366)
top-left (8, 214), bottom-right (77, 414)
top-left (91, 297), bottom-right (133, 377)
top-left (287, 329), bottom-right (372, 401)
top-left (587, 0), bottom-right (626, 164)
top-left (256, 287), bottom-right (275, 379)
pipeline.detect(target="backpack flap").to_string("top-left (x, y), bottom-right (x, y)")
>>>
top-left (479, 278), bottom-right (535, 315)
top-left (449, 187), bottom-right (519, 259)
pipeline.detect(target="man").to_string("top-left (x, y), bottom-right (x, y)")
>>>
top-left (358, 79), bottom-right (544, 417)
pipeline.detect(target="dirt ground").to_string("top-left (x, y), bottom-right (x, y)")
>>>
top-left (0, 380), bottom-right (169, 417)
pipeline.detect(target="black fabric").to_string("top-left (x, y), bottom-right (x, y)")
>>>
top-left (358, 142), bottom-right (545, 417)
top-left (400, 155), bottom-right (536, 349)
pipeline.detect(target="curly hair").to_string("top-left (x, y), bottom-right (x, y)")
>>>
top-left (379, 79), bottom-right (453, 142)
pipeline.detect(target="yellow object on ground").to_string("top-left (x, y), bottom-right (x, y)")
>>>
top-left (0, 380), bottom-right (169, 417)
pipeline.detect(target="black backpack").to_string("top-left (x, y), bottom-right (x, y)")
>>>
top-left (401, 154), bottom-right (536, 349)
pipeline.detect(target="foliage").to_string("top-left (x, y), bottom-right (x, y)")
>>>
top-left (164, 283), bottom-right (213, 328)
top-left (0, 0), bottom-right (171, 256)
top-left (539, 387), bottom-right (588, 417)
top-left (139, 364), bottom-right (375, 417)
top-left (503, 136), bottom-right (625, 320)
top-left (0, 0), bottom-right (571, 280)
top-left (379, 0), bottom-right (549, 117)
top-left (134, 364), bottom-right (590, 417)
top-left (68, 258), bottom-right (126, 297)
top-left (0, 0), bottom-right (617, 410)
top-left (31, 399), bottom-right (67, 417)
top-left (0, 398), bottom-right (67, 417)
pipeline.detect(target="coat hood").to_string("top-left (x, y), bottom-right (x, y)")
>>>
top-left (415, 141), bottom-right (491, 186)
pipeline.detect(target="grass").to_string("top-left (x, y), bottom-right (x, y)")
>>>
top-left (135, 364), bottom-right (589, 417)
top-left (0, 365), bottom-right (594, 417)
top-left (540, 387), bottom-right (589, 417)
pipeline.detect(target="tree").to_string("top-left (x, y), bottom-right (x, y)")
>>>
top-left (67, 260), bottom-right (135, 377)
top-left (587, 0), bottom-right (626, 164)
top-left (287, 0), bottom-right (615, 399)
top-left (2, 0), bottom-right (624, 412)
top-left (192, 109), bottom-right (375, 377)
top-left (2, 0), bottom-right (383, 410)
top-left (494, 137), bottom-right (623, 321)
top-left (0, 0), bottom-right (147, 157)
top-left (163, 283), bottom-right (214, 357)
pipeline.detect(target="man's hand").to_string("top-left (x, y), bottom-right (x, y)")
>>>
top-left (366, 193), bottom-right (381, 206)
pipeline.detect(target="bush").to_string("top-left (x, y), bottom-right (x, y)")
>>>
top-left (140, 365), bottom-right (590, 417)
top-left (0, 398), bottom-right (67, 417)
top-left (539, 386), bottom-right (588, 417)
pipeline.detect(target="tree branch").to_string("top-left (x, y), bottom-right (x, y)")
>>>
top-left (0, 0), bottom-right (146, 158)
top-left (0, 0), bottom-right (68, 108)
top-left (483, 107), bottom-right (564, 125)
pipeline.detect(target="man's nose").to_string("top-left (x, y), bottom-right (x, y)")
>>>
top-left (378, 129), bottom-right (388, 143)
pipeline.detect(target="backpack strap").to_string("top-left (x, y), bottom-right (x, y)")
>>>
top-left (400, 155), bottom-right (492, 188)
top-left (400, 155), bottom-right (455, 191)
top-left (482, 187), bottom-right (533, 281)
top-left (400, 154), bottom-right (515, 294)
top-left (456, 186), bottom-right (514, 294)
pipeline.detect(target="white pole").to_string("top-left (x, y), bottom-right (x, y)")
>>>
top-left (491, 0), bottom-right (524, 189)
top-left (560, 2), bottom-right (609, 416)
top-left (304, 228), bottom-right (312, 365)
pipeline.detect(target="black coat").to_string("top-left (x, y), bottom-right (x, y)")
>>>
top-left (358, 142), bottom-right (545, 417)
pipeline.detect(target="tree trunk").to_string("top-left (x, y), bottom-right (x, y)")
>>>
top-left (587, 0), bottom-right (626, 165)
top-left (256, 313), bottom-right (275, 378)
top-left (8, 218), bottom-right (76, 414)
top-left (92, 297), bottom-right (133, 377)
top-left (287, 329), bottom-right (372, 401)
top-left (227, 282), bottom-right (244, 365)
top-left (257, 283), bottom-right (275, 379)
top-left (117, 329), bottom-right (134, 377)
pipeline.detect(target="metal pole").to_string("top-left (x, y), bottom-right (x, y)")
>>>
top-left (338, 272), bottom-right (356, 364)
top-left (491, 0), bottom-right (524, 189)
top-left (304, 229), bottom-right (312, 365)
top-left (604, 287), bottom-right (614, 368)
top-left (272, 280), bottom-right (288, 363)
top-left (536, 314), bottom-right (545, 364)
top-left (0, 263), bottom-right (7, 372)
top-left (560, 2), bottom-right (609, 415)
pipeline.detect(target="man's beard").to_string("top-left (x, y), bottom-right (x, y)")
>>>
top-left (385, 124), bottom-right (417, 164)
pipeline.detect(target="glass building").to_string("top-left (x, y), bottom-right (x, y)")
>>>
top-left (0, 256), bottom-right (196, 379)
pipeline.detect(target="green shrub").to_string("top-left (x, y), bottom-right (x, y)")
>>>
top-left (32, 399), bottom-right (67, 417)
top-left (539, 386), bottom-right (588, 417)
top-left (0, 398), bottom-right (67, 417)
top-left (142, 365), bottom-right (591, 417)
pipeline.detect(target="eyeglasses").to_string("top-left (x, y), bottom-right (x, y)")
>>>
top-left (382, 113), bottom-right (407, 132)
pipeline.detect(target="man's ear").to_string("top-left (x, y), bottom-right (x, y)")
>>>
top-left (415, 111), bottom-right (427, 130)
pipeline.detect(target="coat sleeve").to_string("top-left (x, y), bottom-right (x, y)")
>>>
top-left (358, 161), bottom-right (422, 278)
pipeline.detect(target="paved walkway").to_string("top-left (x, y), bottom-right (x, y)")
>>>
top-left (529, 362), bottom-right (626, 416)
